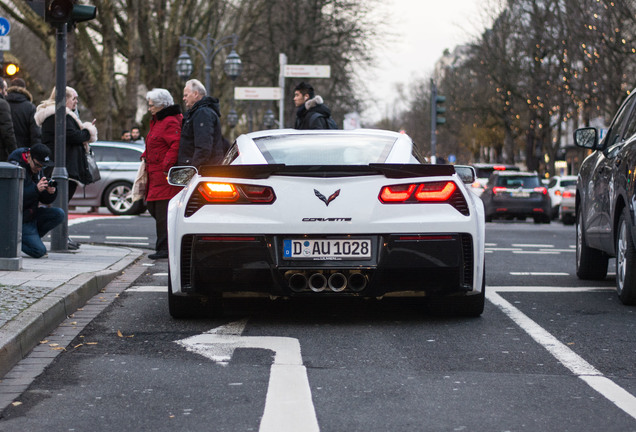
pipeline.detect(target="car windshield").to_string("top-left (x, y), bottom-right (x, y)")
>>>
top-left (496, 175), bottom-right (541, 188)
top-left (253, 134), bottom-right (397, 165)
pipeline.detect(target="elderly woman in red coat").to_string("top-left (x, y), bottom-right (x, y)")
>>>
top-left (143, 88), bottom-right (183, 259)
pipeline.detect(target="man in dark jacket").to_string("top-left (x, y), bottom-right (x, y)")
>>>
top-left (293, 81), bottom-right (335, 129)
top-left (7, 78), bottom-right (41, 148)
top-left (177, 79), bottom-right (224, 168)
top-left (0, 77), bottom-right (17, 161)
top-left (8, 144), bottom-right (65, 258)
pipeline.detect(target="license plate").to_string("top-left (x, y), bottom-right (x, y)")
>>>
top-left (511, 191), bottom-right (530, 198)
top-left (283, 239), bottom-right (372, 260)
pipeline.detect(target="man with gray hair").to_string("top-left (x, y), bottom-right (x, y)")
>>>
top-left (177, 78), bottom-right (224, 168)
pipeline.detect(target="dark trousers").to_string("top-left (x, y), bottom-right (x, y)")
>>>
top-left (146, 199), bottom-right (169, 252)
top-left (22, 207), bottom-right (65, 258)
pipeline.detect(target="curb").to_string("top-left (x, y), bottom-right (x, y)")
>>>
top-left (0, 248), bottom-right (143, 378)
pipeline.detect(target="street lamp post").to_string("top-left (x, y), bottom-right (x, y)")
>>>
top-left (176, 33), bottom-right (242, 93)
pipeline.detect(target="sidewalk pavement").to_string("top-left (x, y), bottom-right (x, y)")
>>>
top-left (0, 244), bottom-right (143, 378)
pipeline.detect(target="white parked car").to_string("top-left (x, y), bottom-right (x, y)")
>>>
top-left (166, 129), bottom-right (486, 318)
top-left (547, 175), bottom-right (577, 219)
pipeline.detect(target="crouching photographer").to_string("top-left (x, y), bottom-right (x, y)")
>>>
top-left (8, 144), bottom-right (64, 258)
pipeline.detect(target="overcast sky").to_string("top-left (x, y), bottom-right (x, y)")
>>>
top-left (359, 0), bottom-right (494, 123)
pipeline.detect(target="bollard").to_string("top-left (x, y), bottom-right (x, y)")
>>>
top-left (0, 162), bottom-right (24, 271)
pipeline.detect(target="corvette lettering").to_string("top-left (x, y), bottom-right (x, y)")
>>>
top-left (302, 217), bottom-right (352, 222)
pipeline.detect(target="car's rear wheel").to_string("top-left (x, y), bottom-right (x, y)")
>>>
top-left (616, 209), bottom-right (636, 305)
top-left (168, 277), bottom-right (222, 319)
top-left (576, 209), bottom-right (608, 280)
top-left (561, 214), bottom-right (575, 225)
top-left (104, 181), bottom-right (146, 215)
top-left (428, 270), bottom-right (485, 317)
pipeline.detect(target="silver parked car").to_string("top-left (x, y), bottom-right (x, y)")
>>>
top-left (69, 141), bottom-right (146, 215)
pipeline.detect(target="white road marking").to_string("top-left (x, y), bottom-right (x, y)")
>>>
top-left (485, 243), bottom-right (498, 246)
top-left (127, 286), bottom-right (167, 292)
top-left (543, 249), bottom-right (575, 253)
top-left (68, 235), bottom-right (91, 239)
top-left (512, 250), bottom-right (560, 254)
top-left (153, 272), bottom-right (168, 277)
top-left (488, 288), bottom-right (636, 420)
top-left (512, 243), bottom-right (554, 248)
top-left (509, 272), bottom-right (570, 276)
top-left (106, 236), bottom-right (149, 240)
top-left (176, 320), bottom-right (320, 432)
top-left (486, 248), bottom-right (522, 251)
top-left (104, 241), bottom-right (149, 246)
top-left (491, 286), bottom-right (613, 292)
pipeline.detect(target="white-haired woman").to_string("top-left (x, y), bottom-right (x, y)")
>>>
top-left (143, 88), bottom-right (182, 260)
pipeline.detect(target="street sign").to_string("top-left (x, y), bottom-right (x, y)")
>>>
top-left (284, 64), bottom-right (331, 78)
top-left (0, 17), bottom-right (10, 36)
top-left (0, 36), bottom-right (10, 50)
top-left (235, 87), bottom-right (281, 100)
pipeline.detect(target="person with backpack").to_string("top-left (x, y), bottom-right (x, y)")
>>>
top-left (143, 88), bottom-right (183, 260)
top-left (293, 81), bottom-right (337, 130)
top-left (177, 79), bottom-right (225, 168)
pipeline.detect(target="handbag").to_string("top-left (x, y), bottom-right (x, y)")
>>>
top-left (81, 147), bottom-right (101, 185)
top-left (131, 159), bottom-right (147, 202)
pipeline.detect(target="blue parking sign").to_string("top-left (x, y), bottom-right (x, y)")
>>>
top-left (0, 17), bottom-right (10, 36)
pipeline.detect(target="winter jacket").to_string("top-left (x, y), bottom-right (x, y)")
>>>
top-left (0, 94), bottom-right (16, 161)
top-left (8, 147), bottom-right (57, 223)
top-left (142, 104), bottom-right (183, 202)
top-left (178, 96), bottom-right (223, 168)
top-left (294, 95), bottom-right (332, 130)
top-left (34, 101), bottom-right (97, 182)
top-left (6, 86), bottom-right (41, 148)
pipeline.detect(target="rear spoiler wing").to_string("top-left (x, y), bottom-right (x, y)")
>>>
top-left (169, 164), bottom-right (475, 186)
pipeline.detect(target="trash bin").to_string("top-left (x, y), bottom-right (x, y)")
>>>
top-left (0, 162), bottom-right (24, 271)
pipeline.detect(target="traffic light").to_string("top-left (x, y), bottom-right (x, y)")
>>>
top-left (434, 95), bottom-right (446, 125)
top-left (3, 62), bottom-right (19, 77)
top-left (45, 0), bottom-right (96, 25)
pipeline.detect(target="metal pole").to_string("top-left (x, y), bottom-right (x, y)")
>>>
top-left (51, 23), bottom-right (69, 251)
top-left (279, 53), bottom-right (287, 129)
top-left (430, 79), bottom-right (437, 165)
top-left (204, 35), bottom-right (212, 94)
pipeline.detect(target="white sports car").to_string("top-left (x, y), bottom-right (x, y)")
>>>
top-left (166, 129), bottom-right (486, 317)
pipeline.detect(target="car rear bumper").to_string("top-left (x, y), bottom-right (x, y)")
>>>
top-left (486, 197), bottom-right (551, 218)
top-left (175, 233), bottom-right (478, 298)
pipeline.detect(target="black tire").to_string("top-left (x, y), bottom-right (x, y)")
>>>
top-left (428, 269), bottom-right (485, 317)
top-left (168, 277), bottom-right (223, 319)
top-left (576, 210), bottom-right (608, 280)
top-left (562, 214), bottom-right (575, 225)
top-left (615, 209), bottom-right (636, 305)
top-left (485, 214), bottom-right (492, 223)
top-left (103, 181), bottom-right (146, 215)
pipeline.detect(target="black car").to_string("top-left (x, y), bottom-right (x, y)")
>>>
top-left (481, 171), bottom-right (551, 223)
top-left (574, 89), bottom-right (636, 305)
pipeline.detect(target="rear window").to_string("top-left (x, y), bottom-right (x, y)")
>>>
top-left (496, 175), bottom-right (541, 188)
top-left (254, 134), bottom-right (396, 165)
top-left (561, 179), bottom-right (577, 188)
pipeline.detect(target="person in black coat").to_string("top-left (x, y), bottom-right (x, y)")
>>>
top-left (177, 79), bottom-right (223, 168)
top-left (293, 81), bottom-right (334, 129)
top-left (8, 145), bottom-right (65, 258)
top-left (34, 86), bottom-right (97, 201)
top-left (0, 77), bottom-right (17, 161)
top-left (6, 78), bottom-right (41, 148)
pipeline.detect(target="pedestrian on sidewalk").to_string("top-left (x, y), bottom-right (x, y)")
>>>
top-left (6, 78), bottom-right (41, 148)
top-left (293, 81), bottom-right (335, 130)
top-left (8, 144), bottom-right (64, 258)
top-left (0, 77), bottom-right (17, 161)
top-left (177, 79), bottom-right (224, 168)
top-left (143, 88), bottom-right (182, 260)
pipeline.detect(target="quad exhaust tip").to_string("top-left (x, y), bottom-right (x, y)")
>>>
top-left (288, 270), bottom-right (369, 293)
top-left (308, 273), bottom-right (328, 292)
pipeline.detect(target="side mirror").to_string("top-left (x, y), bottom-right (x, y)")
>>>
top-left (168, 166), bottom-right (198, 186)
top-left (574, 127), bottom-right (598, 149)
top-left (454, 165), bottom-right (476, 184)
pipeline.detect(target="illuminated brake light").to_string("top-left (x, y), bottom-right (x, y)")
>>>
top-left (555, 190), bottom-right (562, 196)
top-left (534, 187), bottom-right (547, 195)
top-left (199, 182), bottom-right (239, 202)
top-left (379, 184), bottom-right (416, 202)
top-left (562, 190), bottom-right (574, 198)
top-left (494, 165), bottom-right (506, 170)
top-left (492, 186), bottom-right (507, 194)
top-left (415, 181), bottom-right (456, 201)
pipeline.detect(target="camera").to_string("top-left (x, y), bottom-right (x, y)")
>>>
top-left (47, 178), bottom-right (57, 188)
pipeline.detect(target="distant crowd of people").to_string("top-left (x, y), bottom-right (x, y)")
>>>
top-left (0, 76), bottom-right (335, 260)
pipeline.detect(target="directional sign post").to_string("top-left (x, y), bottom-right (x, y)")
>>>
top-left (234, 87), bottom-right (281, 101)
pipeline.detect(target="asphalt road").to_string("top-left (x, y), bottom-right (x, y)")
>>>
top-left (3, 217), bottom-right (635, 431)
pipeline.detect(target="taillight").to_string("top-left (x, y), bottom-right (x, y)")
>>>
top-left (534, 187), bottom-right (547, 195)
top-left (494, 165), bottom-right (506, 170)
top-left (471, 181), bottom-right (482, 188)
top-left (379, 181), bottom-right (456, 203)
top-left (492, 186), bottom-right (507, 194)
top-left (562, 190), bottom-right (574, 198)
top-left (197, 182), bottom-right (276, 204)
top-left (199, 182), bottom-right (239, 202)
top-left (555, 190), bottom-right (562, 196)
